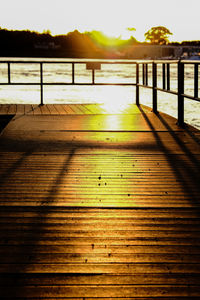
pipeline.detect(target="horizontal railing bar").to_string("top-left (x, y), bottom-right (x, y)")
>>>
top-left (0, 60), bottom-right (139, 65)
top-left (156, 87), bottom-right (178, 96)
top-left (182, 93), bottom-right (200, 102)
top-left (153, 60), bottom-right (179, 64)
top-left (180, 60), bottom-right (200, 65)
top-left (138, 84), bottom-right (152, 89)
top-left (1, 59), bottom-right (199, 65)
top-left (0, 59), bottom-right (185, 65)
top-left (0, 82), bottom-right (136, 86)
top-left (137, 60), bottom-right (179, 65)
top-left (157, 87), bottom-right (200, 102)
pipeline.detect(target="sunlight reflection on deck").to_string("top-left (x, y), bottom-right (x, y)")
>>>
top-left (100, 102), bottom-right (131, 114)
top-left (98, 85), bottom-right (133, 114)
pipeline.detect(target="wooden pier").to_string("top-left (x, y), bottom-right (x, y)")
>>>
top-left (0, 103), bottom-right (200, 299)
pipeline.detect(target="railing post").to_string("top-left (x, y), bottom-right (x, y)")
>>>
top-left (145, 64), bottom-right (148, 86)
top-left (136, 63), bottom-right (139, 105)
top-left (177, 60), bottom-right (184, 126)
top-left (142, 63), bottom-right (145, 85)
top-left (194, 63), bottom-right (198, 98)
top-left (40, 62), bottom-right (44, 106)
top-left (8, 62), bottom-right (11, 84)
top-left (162, 63), bottom-right (166, 90)
top-left (166, 63), bottom-right (170, 90)
top-left (92, 69), bottom-right (95, 84)
top-left (72, 63), bottom-right (75, 84)
top-left (152, 62), bottom-right (157, 113)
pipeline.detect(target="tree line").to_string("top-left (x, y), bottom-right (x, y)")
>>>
top-left (0, 26), bottom-right (199, 58)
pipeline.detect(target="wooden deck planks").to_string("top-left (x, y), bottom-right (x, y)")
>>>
top-left (46, 104), bottom-right (60, 114)
top-left (1, 285), bottom-right (200, 298)
top-left (0, 104), bottom-right (200, 299)
top-left (0, 103), bottom-right (132, 115)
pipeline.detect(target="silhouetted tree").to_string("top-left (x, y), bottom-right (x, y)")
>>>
top-left (144, 26), bottom-right (172, 44)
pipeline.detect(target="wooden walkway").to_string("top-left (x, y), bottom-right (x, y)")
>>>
top-left (0, 104), bottom-right (200, 299)
top-left (0, 103), bottom-right (151, 115)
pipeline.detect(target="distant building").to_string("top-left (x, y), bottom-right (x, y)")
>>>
top-left (124, 45), bottom-right (200, 59)
top-left (34, 42), bottom-right (60, 50)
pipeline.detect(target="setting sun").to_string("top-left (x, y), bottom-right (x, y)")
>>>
top-left (1, 0), bottom-right (200, 42)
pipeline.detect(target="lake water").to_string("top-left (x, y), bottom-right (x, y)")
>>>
top-left (0, 57), bottom-right (199, 129)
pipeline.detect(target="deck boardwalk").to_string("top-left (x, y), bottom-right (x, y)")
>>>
top-left (0, 104), bottom-right (200, 299)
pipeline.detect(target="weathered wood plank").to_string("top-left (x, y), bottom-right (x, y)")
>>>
top-left (1, 244), bottom-right (199, 254)
top-left (1, 285), bottom-right (200, 298)
top-left (7, 104), bottom-right (17, 114)
top-left (54, 104), bottom-right (69, 114)
top-left (0, 209), bottom-right (199, 218)
top-left (1, 262), bottom-right (200, 273)
top-left (68, 104), bottom-right (84, 114)
top-left (46, 104), bottom-right (59, 114)
top-left (0, 298), bottom-right (196, 300)
top-left (1, 237), bottom-right (200, 246)
top-left (0, 104), bottom-right (10, 114)
top-left (39, 104), bottom-right (50, 115)
top-left (1, 253), bottom-right (200, 264)
top-left (24, 104), bottom-right (33, 115)
top-left (15, 104), bottom-right (25, 114)
top-left (1, 273), bottom-right (200, 285)
top-left (30, 104), bottom-right (40, 115)
top-left (86, 104), bottom-right (105, 114)
top-left (0, 296), bottom-right (196, 300)
top-left (1, 216), bottom-right (199, 225)
top-left (1, 223), bottom-right (200, 231)
top-left (1, 229), bottom-right (200, 239)
top-left (60, 104), bottom-right (74, 114)
top-left (80, 104), bottom-right (93, 114)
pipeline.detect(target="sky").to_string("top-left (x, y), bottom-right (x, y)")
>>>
top-left (0, 0), bottom-right (200, 42)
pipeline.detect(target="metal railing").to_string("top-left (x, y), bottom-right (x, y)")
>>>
top-left (0, 59), bottom-right (199, 126)
top-left (136, 59), bottom-right (200, 126)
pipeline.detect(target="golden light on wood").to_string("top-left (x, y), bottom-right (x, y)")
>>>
top-left (0, 103), bottom-right (200, 298)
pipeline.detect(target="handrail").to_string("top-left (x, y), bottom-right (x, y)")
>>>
top-left (0, 59), bottom-right (199, 126)
top-left (136, 60), bottom-right (200, 126)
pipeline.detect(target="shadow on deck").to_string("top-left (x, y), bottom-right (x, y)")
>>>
top-left (0, 104), bottom-right (200, 299)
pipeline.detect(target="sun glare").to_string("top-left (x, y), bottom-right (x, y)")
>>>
top-left (88, 30), bottom-right (128, 48)
top-left (99, 86), bottom-right (132, 113)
